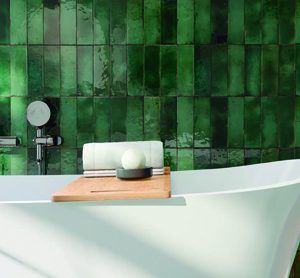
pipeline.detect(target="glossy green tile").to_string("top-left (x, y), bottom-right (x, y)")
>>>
top-left (164, 148), bottom-right (177, 171)
top-left (211, 45), bottom-right (227, 96)
top-left (11, 148), bottom-right (27, 175)
top-left (161, 46), bottom-right (177, 96)
top-left (11, 97), bottom-right (27, 146)
top-left (228, 0), bottom-right (244, 43)
top-left (161, 97), bottom-right (177, 147)
top-left (279, 45), bottom-right (295, 96)
top-left (127, 97), bottom-right (143, 141)
top-left (178, 149), bottom-right (193, 170)
top-left (60, 0), bottom-right (76, 44)
top-left (77, 149), bottom-right (83, 174)
top-left (295, 97), bottom-right (300, 147)
top-left (0, 97), bottom-right (10, 136)
top-left (77, 46), bottom-right (93, 96)
top-left (177, 0), bottom-right (194, 44)
top-left (61, 46), bottom-right (77, 96)
top-left (194, 97), bottom-right (210, 147)
top-left (245, 0), bottom-right (262, 44)
top-left (278, 97), bottom-right (294, 147)
top-left (194, 149), bottom-right (211, 169)
top-left (211, 149), bottom-right (227, 168)
top-left (194, 45), bottom-right (211, 96)
top-left (161, 0), bottom-right (177, 44)
top-left (262, 45), bottom-right (278, 96)
top-left (77, 0), bottom-right (93, 44)
top-left (0, 150), bottom-right (11, 175)
top-left (127, 46), bottom-right (144, 96)
top-left (44, 46), bottom-right (60, 97)
top-left (44, 0), bottom-right (60, 44)
top-left (110, 0), bottom-right (127, 44)
top-left (111, 98), bottom-right (127, 142)
top-left (127, 0), bottom-right (144, 44)
top-left (261, 149), bottom-right (278, 162)
top-left (0, 46), bottom-right (10, 96)
top-left (144, 97), bottom-right (160, 140)
top-left (262, 0), bottom-right (278, 43)
top-left (94, 0), bottom-right (109, 44)
top-left (211, 0), bottom-right (228, 43)
top-left (296, 0), bottom-right (300, 43)
top-left (279, 0), bottom-right (295, 44)
top-left (28, 0), bottom-right (43, 44)
top-left (228, 45), bottom-right (244, 96)
top-left (27, 148), bottom-right (37, 174)
top-left (46, 148), bottom-right (61, 174)
top-left (228, 149), bottom-right (244, 166)
top-left (28, 46), bottom-right (43, 97)
top-left (211, 97), bottom-right (228, 148)
top-left (10, 0), bottom-right (27, 44)
top-left (245, 45), bottom-right (261, 96)
top-left (111, 46), bottom-right (126, 96)
top-left (177, 97), bottom-right (193, 147)
top-left (61, 148), bottom-right (77, 174)
top-left (145, 46), bottom-right (160, 96)
top-left (144, 0), bottom-right (161, 44)
top-left (94, 97), bottom-right (110, 142)
top-left (178, 46), bottom-right (194, 96)
top-left (195, 0), bottom-right (210, 43)
top-left (228, 97), bottom-right (244, 148)
top-left (0, 0), bottom-right (10, 44)
top-left (94, 45), bottom-right (110, 96)
top-left (44, 98), bottom-right (60, 136)
top-left (297, 45), bottom-right (300, 96)
top-left (245, 149), bottom-right (261, 165)
top-left (279, 148), bottom-right (295, 160)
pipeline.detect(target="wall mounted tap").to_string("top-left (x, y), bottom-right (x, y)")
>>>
top-left (0, 136), bottom-right (20, 147)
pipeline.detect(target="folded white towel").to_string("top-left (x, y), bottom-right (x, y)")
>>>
top-left (83, 168), bottom-right (165, 177)
top-left (83, 141), bottom-right (164, 171)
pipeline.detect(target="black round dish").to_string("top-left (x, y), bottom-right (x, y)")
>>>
top-left (116, 167), bottom-right (153, 180)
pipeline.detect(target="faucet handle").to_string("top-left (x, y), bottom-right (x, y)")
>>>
top-left (33, 135), bottom-right (63, 146)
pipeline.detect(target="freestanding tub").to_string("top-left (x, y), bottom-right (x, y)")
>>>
top-left (0, 160), bottom-right (299, 278)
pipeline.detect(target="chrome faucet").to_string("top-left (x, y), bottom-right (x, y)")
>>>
top-left (0, 136), bottom-right (20, 147)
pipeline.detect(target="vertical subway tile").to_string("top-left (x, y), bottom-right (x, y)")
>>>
top-left (94, 0), bottom-right (109, 44)
top-left (28, 46), bottom-right (43, 97)
top-left (177, 0), bottom-right (194, 44)
top-left (261, 45), bottom-right (278, 96)
top-left (245, 45), bottom-right (261, 96)
top-left (94, 45), bottom-right (110, 96)
top-left (194, 45), bottom-right (211, 96)
top-left (211, 45), bottom-right (227, 96)
top-left (11, 97), bottom-right (27, 146)
top-left (296, 0), bottom-right (300, 43)
top-left (262, 0), bottom-right (278, 43)
top-left (177, 149), bottom-right (193, 170)
top-left (279, 0), bottom-right (295, 44)
top-left (0, 97), bottom-right (10, 136)
top-left (177, 97), bottom-right (193, 147)
top-left (278, 97), bottom-right (294, 148)
top-left (178, 46), bottom-right (194, 96)
top-left (60, 0), bottom-right (76, 44)
top-left (61, 46), bottom-right (77, 96)
top-left (279, 45), bottom-right (295, 96)
top-left (161, 0), bottom-right (177, 44)
top-left (0, 0), bottom-right (9, 44)
top-left (0, 46), bottom-right (10, 96)
top-left (244, 149), bottom-right (261, 165)
top-left (245, 0), bottom-right (262, 44)
top-left (161, 97), bottom-right (177, 147)
top-left (77, 0), bottom-right (93, 44)
top-left (279, 148), bottom-right (295, 160)
top-left (44, 98), bottom-right (60, 136)
top-left (228, 97), bottom-right (244, 148)
top-left (94, 97), bottom-right (110, 142)
top-left (195, 0), bottom-right (210, 43)
top-left (0, 151), bottom-right (11, 175)
top-left (295, 97), bottom-right (300, 147)
top-left (127, 46), bottom-right (144, 96)
top-left (194, 97), bottom-right (211, 147)
top-left (11, 46), bottom-right (27, 97)
top-left (10, 0), bottom-right (27, 44)
top-left (261, 149), bottom-right (278, 162)
top-left (160, 46), bottom-right (177, 96)
top-left (228, 45), bottom-right (244, 96)
top-left (144, 0), bottom-right (161, 44)
top-left (43, 0), bottom-right (60, 44)
top-left (164, 148), bottom-right (177, 170)
top-left (194, 149), bottom-right (211, 169)
top-left (111, 46), bottom-right (126, 96)
top-left (211, 97), bottom-right (228, 148)
top-left (297, 45), bottom-right (300, 96)
top-left (127, 0), bottom-right (144, 44)
top-left (77, 46), bottom-right (93, 96)
top-left (11, 148), bottom-right (27, 174)
top-left (111, 98), bottom-right (127, 142)
top-left (110, 0), bottom-right (127, 44)
top-left (211, 0), bottom-right (228, 43)
top-left (27, 148), bottom-right (37, 174)
top-left (228, 0), bottom-right (244, 43)
top-left (145, 46), bottom-right (160, 96)
top-left (61, 148), bottom-right (77, 174)
top-left (46, 148), bottom-right (61, 175)
top-left (44, 46), bottom-right (60, 97)
top-left (211, 149), bottom-right (227, 168)
top-left (77, 149), bottom-right (83, 174)
top-left (228, 149), bottom-right (244, 166)
top-left (28, 0), bottom-right (43, 44)
top-left (127, 97), bottom-right (143, 141)
top-left (144, 97), bottom-right (160, 140)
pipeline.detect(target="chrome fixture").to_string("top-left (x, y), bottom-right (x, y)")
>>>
top-left (0, 136), bottom-right (20, 147)
top-left (27, 101), bottom-right (63, 175)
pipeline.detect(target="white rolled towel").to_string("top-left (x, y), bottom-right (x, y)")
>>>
top-left (83, 141), bottom-right (164, 171)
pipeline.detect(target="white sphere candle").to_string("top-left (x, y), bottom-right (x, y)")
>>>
top-left (121, 148), bottom-right (146, 169)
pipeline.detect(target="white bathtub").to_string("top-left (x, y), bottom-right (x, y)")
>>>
top-left (0, 160), bottom-right (299, 278)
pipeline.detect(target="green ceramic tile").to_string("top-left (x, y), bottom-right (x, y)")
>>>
top-left (44, 98), bottom-right (60, 136)
top-left (0, 0), bottom-right (10, 44)
top-left (211, 149), bottom-right (227, 168)
top-left (279, 0), bottom-right (295, 44)
top-left (177, 149), bottom-right (193, 170)
top-left (0, 150), bottom-right (11, 175)
top-left (44, 46), bottom-right (60, 97)
top-left (77, 149), bottom-right (83, 174)
top-left (245, 0), bottom-right (262, 44)
top-left (161, 46), bottom-right (177, 96)
top-left (295, 97), bottom-right (300, 147)
top-left (211, 97), bottom-right (228, 148)
top-left (10, 148), bottom-right (27, 175)
top-left (279, 45), bottom-right (295, 96)
top-left (161, 97), bottom-right (177, 147)
top-left (44, 0), bottom-right (60, 44)
top-left (27, 148), bottom-right (37, 175)
top-left (262, 45), bottom-right (278, 96)
top-left (244, 97), bottom-right (261, 148)
top-left (127, 0), bottom-right (144, 44)
top-left (228, 0), bottom-right (244, 43)
top-left (195, 0), bottom-right (210, 43)
top-left (228, 149), bottom-right (244, 167)
top-left (46, 148), bottom-right (61, 175)
top-left (11, 97), bottom-right (27, 146)
top-left (111, 98), bottom-right (127, 142)
top-left (61, 46), bottom-right (77, 96)
top-left (60, 97), bottom-right (77, 147)
top-left (178, 46), bottom-right (194, 96)
top-left (194, 97), bottom-right (210, 147)
top-left (77, 46), bottom-right (93, 96)
top-left (177, 0), bottom-right (194, 44)
top-left (194, 149), bottom-right (211, 169)
top-left (94, 97), bottom-right (110, 142)
top-left (94, 0), bottom-right (109, 44)
top-left (77, 97), bottom-right (94, 147)
top-left (144, 97), bottom-right (160, 140)
top-left (0, 46), bottom-right (10, 96)
top-left (211, 45), bottom-right (227, 96)
top-left (111, 46), bottom-right (126, 96)
top-left (77, 0), bottom-right (93, 44)
top-left (145, 46), bottom-right (160, 96)
top-left (245, 45), bottom-right (261, 96)
top-left (28, 0), bottom-right (43, 44)
top-left (127, 97), bottom-right (143, 141)
top-left (110, 0), bottom-right (127, 44)
top-left (161, 0), bottom-right (177, 44)
top-left (279, 149), bottom-right (295, 160)
top-left (261, 97), bottom-right (278, 148)
top-left (261, 149), bottom-right (278, 162)
top-left (228, 45), bottom-right (244, 96)
top-left (61, 148), bottom-right (77, 174)
top-left (10, 0), bottom-right (27, 44)
top-left (0, 97), bottom-right (10, 136)
top-left (296, 0), bottom-right (300, 43)
top-left (28, 46), bottom-right (43, 97)
top-left (211, 0), bottom-right (228, 43)
top-left (262, 0), bottom-right (278, 43)
top-left (127, 46), bottom-right (144, 96)
top-left (94, 45), bottom-right (110, 96)
top-left (164, 148), bottom-right (177, 171)
top-left (278, 97), bottom-right (294, 147)
top-left (177, 97), bottom-right (193, 147)
top-left (194, 45), bottom-right (211, 96)
top-left (144, 0), bottom-right (161, 44)
top-left (60, 0), bottom-right (76, 44)
top-left (228, 97), bottom-right (244, 148)
top-left (297, 46), bottom-right (300, 96)
top-left (245, 149), bottom-right (261, 165)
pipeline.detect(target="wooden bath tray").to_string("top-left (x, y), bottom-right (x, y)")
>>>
top-left (52, 167), bottom-right (170, 202)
